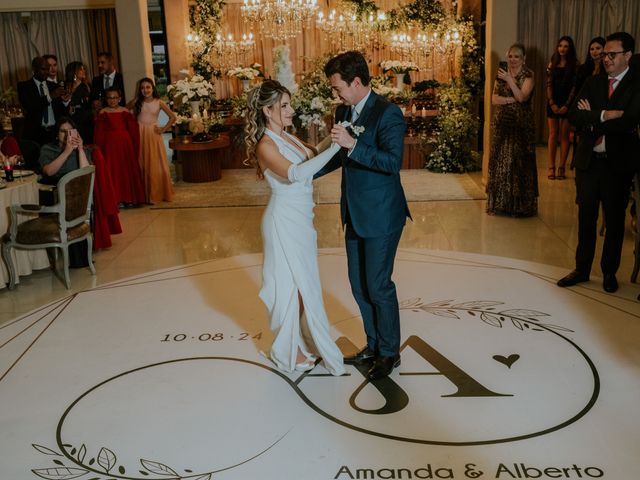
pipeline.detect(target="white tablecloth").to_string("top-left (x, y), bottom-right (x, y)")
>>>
top-left (0, 175), bottom-right (50, 288)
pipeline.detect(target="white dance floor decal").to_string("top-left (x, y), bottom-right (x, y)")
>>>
top-left (1, 249), bottom-right (639, 480)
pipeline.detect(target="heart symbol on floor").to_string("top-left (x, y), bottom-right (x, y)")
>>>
top-left (493, 354), bottom-right (520, 368)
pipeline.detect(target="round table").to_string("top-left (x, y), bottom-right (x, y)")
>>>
top-left (169, 135), bottom-right (231, 182)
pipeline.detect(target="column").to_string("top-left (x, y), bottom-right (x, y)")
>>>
top-left (115, 0), bottom-right (153, 103)
top-left (164, 0), bottom-right (190, 82)
top-left (482, 0), bottom-right (519, 185)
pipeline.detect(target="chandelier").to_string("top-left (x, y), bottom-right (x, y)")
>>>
top-left (316, 8), bottom-right (382, 51)
top-left (241, 0), bottom-right (318, 41)
top-left (187, 31), bottom-right (255, 73)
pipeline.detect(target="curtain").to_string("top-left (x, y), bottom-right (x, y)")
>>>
top-left (0, 9), bottom-right (119, 93)
top-left (518, 0), bottom-right (640, 143)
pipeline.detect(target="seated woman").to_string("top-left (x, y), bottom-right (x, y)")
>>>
top-left (39, 117), bottom-right (121, 251)
top-left (39, 117), bottom-right (90, 183)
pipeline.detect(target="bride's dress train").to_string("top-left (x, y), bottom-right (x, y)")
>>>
top-left (259, 129), bottom-right (345, 376)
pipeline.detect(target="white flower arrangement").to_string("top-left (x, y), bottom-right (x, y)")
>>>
top-left (291, 55), bottom-right (336, 130)
top-left (167, 73), bottom-right (216, 104)
top-left (339, 121), bottom-right (365, 137)
top-left (227, 66), bottom-right (262, 81)
top-left (380, 60), bottom-right (419, 74)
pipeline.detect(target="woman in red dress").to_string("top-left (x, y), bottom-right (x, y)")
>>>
top-left (94, 87), bottom-right (146, 206)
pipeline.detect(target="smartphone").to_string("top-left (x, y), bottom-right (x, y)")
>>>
top-left (499, 61), bottom-right (508, 71)
top-left (68, 129), bottom-right (79, 142)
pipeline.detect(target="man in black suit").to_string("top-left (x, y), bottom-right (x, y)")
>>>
top-left (43, 54), bottom-right (60, 85)
top-left (17, 56), bottom-right (66, 145)
top-left (558, 32), bottom-right (640, 293)
top-left (91, 51), bottom-right (125, 109)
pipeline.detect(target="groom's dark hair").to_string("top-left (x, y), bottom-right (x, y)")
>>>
top-left (324, 51), bottom-right (370, 86)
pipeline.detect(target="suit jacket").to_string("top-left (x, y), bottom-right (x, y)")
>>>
top-left (17, 78), bottom-right (65, 141)
top-left (569, 68), bottom-right (640, 173)
top-left (91, 72), bottom-right (125, 106)
top-left (317, 91), bottom-right (411, 237)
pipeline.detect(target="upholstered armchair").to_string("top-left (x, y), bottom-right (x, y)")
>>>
top-left (1, 166), bottom-right (96, 289)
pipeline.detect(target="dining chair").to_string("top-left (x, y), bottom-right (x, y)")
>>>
top-left (1, 166), bottom-right (96, 289)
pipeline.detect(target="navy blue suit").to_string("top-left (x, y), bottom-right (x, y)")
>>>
top-left (317, 92), bottom-right (410, 357)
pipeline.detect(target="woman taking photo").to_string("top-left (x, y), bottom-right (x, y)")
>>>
top-left (486, 43), bottom-right (537, 217)
top-left (546, 36), bottom-right (578, 180)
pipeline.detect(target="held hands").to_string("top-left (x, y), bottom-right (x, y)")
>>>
top-left (330, 124), bottom-right (356, 150)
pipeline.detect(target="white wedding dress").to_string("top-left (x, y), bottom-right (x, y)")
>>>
top-left (259, 128), bottom-right (345, 376)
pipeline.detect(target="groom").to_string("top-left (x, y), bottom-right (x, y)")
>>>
top-left (318, 51), bottom-right (411, 380)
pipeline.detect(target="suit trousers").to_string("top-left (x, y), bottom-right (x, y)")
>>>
top-left (345, 223), bottom-right (403, 357)
top-left (575, 153), bottom-right (634, 276)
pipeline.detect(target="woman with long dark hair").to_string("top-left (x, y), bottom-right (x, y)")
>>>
top-left (63, 61), bottom-right (93, 141)
top-left (546, 36), bottom-right (578, 180)
top-left (575, 37), bottom-right (606, 94)
top-left (245, 79), bottom-right (344, 376)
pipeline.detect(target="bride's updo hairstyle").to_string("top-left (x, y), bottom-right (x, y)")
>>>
top-left (244, 79), bottom-right (291, 178)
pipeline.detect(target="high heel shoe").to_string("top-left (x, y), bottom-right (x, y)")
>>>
top-left (556, 167), bottom-right (565, 180)
top-left (547, 167), bottom-right (556, 180)
top-left (295, 358), bottom-right (317, 372)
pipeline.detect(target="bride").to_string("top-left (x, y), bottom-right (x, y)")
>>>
top-left (245, 80), bottom-right (345, 376)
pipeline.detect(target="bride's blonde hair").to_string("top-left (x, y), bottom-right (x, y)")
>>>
top-left (244, 80), bottom-right (291, 178)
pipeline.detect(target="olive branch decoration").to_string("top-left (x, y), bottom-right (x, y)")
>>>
top-left (400, 299), bottom-right (574, 334)
top-left (31, 443), bottom-right (213, 480)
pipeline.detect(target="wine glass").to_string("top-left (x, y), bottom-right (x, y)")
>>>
top-left (14, 155), bottom-right (25, 182)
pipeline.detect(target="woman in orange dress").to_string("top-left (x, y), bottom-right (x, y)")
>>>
top-left (129, 77), bottom-right (176, 203)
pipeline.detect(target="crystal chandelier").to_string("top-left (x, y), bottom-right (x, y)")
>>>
top-left (241, 0), bottom-right (318, 41)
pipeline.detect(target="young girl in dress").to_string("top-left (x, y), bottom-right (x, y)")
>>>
top-left (94, 87), bottom-right (145, 206)
top-left (129, 77), bottom-right (176, 203)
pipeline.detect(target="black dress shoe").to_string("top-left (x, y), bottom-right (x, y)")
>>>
top-left (603, 274), bottom-right (618, 293)
top-left (557, 270), bottom-right (590, 287)
top-left (344, 346), bottom-right (376, 365)
top-left (367, 355), bottom-right (401, 380)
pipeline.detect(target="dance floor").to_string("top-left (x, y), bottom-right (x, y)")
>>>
top-left (1, 249), bottom-right (638, 480)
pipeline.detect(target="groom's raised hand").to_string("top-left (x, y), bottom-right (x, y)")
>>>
top-left (331, 124), bottom-right (356, 150)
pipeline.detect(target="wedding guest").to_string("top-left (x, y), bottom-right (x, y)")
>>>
top-left (17, 56), bottom-right (66, 145)
top-left (558, 32), bottom-right (640, 293)
top-left (575, 37), bottom-right (606, 94)
top-left (486, 43), bottom-right (537, 217)
top-left (129, 77), bottom-right (175, 204)
top-left (43, 54), bottom-right (60, 85)
top-left (245, 79), bottom-right (344, 376)
top-left (546, 36), bottom-right (578, 180)
top-left (94, 87), bottom-right (145, 206)
top-left (91, 52), bottom-right (125, 109)
top-left (572, 37), bottom-right (606, 167)
top-left (64, 61), bottom-right (93, 142)
top-left (39, 117), bottom-right (89, 182)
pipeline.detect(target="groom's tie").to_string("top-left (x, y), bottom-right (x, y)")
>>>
top-left (350, 106), bottom-right (359, 123)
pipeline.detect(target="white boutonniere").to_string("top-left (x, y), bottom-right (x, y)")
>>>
top-left (339, 121), bottom-right (365, 137)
